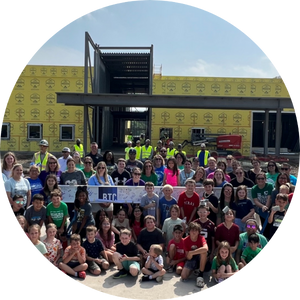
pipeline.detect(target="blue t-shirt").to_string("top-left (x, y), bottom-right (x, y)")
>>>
top-left (159, 196), bottom-right (177, 224)
top-left (230, 199), bottom-right (254, 219)
top-left (27, 178), bottom-right (43, 203)
top-left (155, 165), bottom-right (166, 186)
top-left (82, 238), bottom-right (105, 258)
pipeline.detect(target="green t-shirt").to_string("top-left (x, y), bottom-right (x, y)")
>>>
top-left (251, 183), bottom-right (273, 205)
top-left (211, 256), bottom-right (238, 271)
top-left (141, 173), bottom-right (158, 186)
top-left (241, 246), bottom-right (261, 263)
top-left (35, 241), bottom-right (48, 255)
top-left (266, 172), bottom-right (279, 188)
top-left (46, 201), bottom-right (68, 228)
top-left (238, 232), bottom-right (268, 252)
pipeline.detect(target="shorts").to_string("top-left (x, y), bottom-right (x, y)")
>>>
top-left (67, 261), bottom-right (80, 269)
top-left (184, 254), bottom-right (200, 270)
top-left (122, 260), bottom-right (140, 272)
top-left (234, 218), bottom-right (246, 232)
top-left (87, 258), bottom-right (108, 271)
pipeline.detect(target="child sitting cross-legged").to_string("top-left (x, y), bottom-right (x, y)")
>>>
top-left (141, 244), bottom-right (166, 283)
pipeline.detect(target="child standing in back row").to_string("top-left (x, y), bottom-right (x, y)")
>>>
top-left (140, 182), bottom-right (159, 220)
top-left (163, 157), bottom-right (180, 187)
top-left (158, 184), bottom-right (177, 227)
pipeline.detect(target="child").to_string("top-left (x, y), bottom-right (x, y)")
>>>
top-left (158, 184), bottom-right (177, 227)
top-left (181, 222), bottom-right (208, 288)
top-left (28, 224), bottom-right (48, 257)
top-left (43, 223), bottom-right (63, 266)
top-left (194, 205), bottom-right (216, 263)
top-left (211, 241), bottom-right (238, 283)
top-left (268, 193), bottom-right (288, 239)
top-left (11, 194), bottom-right (25, 216)
top-left (46, 189), bottom-right (69, 249)
top-left (279, 184), bottom-right (290, 210)
top-left (112, 208), bottom-right (131, 243)
top-left (230, 185), bottom-right (255, 232)
top-left (162, 204), bottom-right (184, 246)
top-left (83, 226), bottom-right (110, 275)
top-left (25, 193), bottom-right (47, 227)
top-left (238, 233), bottom-right (261, 269)
top-left (58, 233), bottom-right (88, 279)
top-left (112, 229), bottom-right (141, 279)
top-left (166, 224), bottom-right (186, 275)
top-left (40, 174), bottom-right (60, 206)
top-left (141, 244), bottom-right (166, 282)
top-left (129, 206), bottom-right (145, 243)
top-left (177, 179), bottom-right (200, 224)
top-left (162, 157), bottom-right (180, 186)
top-left (140, 182), bottom-right (159, 220)
top-left (72, 186), bottom-right (95, 241)
top-left (202, 179), bottom-right (219, 225)
top-left (16, 215), bottom-right (29, 237)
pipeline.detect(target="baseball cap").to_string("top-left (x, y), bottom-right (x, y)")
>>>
top-left (136, 140), bottom-right (141, 144)
top-left (200, 143), bottom-right (206, 148)
top-left (173, 224), bottom-right (183, 232)
top-left (62, 147), bottom-right (70, 152)
top-left (39, 139), bottom-right (48, 146)
top-left (127, 141), bottom-right (132, 144)
top-left (129, 148), bottom-right (136, 154)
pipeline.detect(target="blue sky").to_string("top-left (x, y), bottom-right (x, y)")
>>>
top-left (28, 1), bottom-right (278, 78)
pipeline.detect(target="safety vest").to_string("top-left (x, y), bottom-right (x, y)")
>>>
top-left (197, 150), bottom-right (210, 167)
top-left (34, 151), bottom-right (50, 172)
top-left (141, 145), bottom-right (152, 160)
top-left (175, 150), bottom-right (186, 156)
top-left (135, 146), bottom-right (142, 160)
top-left (166, 148), bottom-right (176, 159)
top-left (74, 144), bottom-right (84, 158)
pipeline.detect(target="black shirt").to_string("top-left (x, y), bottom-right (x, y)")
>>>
top-left (116, 241), bottom-right (139, 257)
top-left (137, 228), bottom-right (165, 252)
top-left (86, 152), bottom-right (103, 168)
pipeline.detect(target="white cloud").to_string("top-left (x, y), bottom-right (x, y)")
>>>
top-left (29, 45), bottom-right (84, 66)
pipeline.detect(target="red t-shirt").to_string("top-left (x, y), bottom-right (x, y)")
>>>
top-left (183, 235), bottom-right (207, 252)
top-left (215, 223), bottom-right (240, 247)
top-left (167, 238), bottom-right (185, 260)
top-left (194, 218), bottom-right (215, 251)
top-left (131, 220), bottom-right (144, 238)
top-left (177, 191), bottom-right (200, 222)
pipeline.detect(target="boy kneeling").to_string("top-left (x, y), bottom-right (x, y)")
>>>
top-left (112, 229), bottom-right (140, 279)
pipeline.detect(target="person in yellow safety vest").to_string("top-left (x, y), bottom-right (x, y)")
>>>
top-left (166, 141), bottom-right (176, 159)
top-left (196, 143), bottom-right (211, 167)
top-left (73, 138), bottom-right (85, 158)
top-left (176, 144), bottom-right (186, 156)
top-left (140, 139), bottom-right (153, 162)
top-left (127, 132), bottom-right (133, 142)
top-left (31, 139), bottom-right (52, 172)
top-left (140, 133), bottom-right (145, 146)
top-left (154, 140), bottom-right (163, 155)
top-left (125, 141), bottom-right (133, 160)
top-left (134, 140), bottom-right (142, 160)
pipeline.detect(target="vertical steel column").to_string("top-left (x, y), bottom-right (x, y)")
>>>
top-left (263, 110), bottom-right (269, 156)
top-left (275, 108), bottom-right (282, 156)
top-left (148, 45), bottom-right (153, 140)
top-left (83, 32), bottom-right (89, 154)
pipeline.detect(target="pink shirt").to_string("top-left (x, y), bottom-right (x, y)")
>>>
top-left (164, 168), bottom-right (179, 186)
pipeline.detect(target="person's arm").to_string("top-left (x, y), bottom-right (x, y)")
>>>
top-left (58, 215), bottom-right (67, 235)
top-left (230, 240), bottom-right (239, 254)
top-left (162, 173), bottom-right (167, 186)
top-left (63, 250), bottom-right (77, 264)
top-left (188, 207), bottom-right (197, 224)
top-left (180, 207), bottom-right (185, 220)
top-left (137, 243), bottom-right (148, 259)
top-left (177, 172), bottom-right (180, 186)
top-left (268, 210), bottom-right (275, 224)
top-left (253, 197), bottom-right (268, 212)
top-left (76, 248), bottom-right (86, 264)
top-left (77, 216), bottom-right (89, 234)
top-left (235, 248), bottom-right (242, 264)
top-left (186, 243), bottom-right (208, 260)
top-left (265, 195), bottom-right (271, 210)
top-left (6, 191), bottom-right (13, 206)
top-left (150, 257), bottom-right (163, 271)
top-left (241, 208), bottom-right (255, 223)
top-left (120, 254), bottom-right (140, 262)
top-left (26, 190), bottom-right (31, 209)
top-left (241, 257), bottom-right (247, 266)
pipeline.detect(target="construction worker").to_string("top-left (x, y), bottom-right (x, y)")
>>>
top-left (140, 139), bottom-right (153, 162)
top-left (176, 144), bottom-right (186, 156)
top-left (125, 141), bottom-right (133, 160)
top-left (134, 140), bottom-right (142, 160)
top-left (31, 139), bottom-right (52, 172)
top-left (196, 143), bottom-right (210, 167)
top-left (140, 133), bottom-right (145, 145)
top-left (154, 140), bottom-right (163, 155)
top-left (166, 141), bottom-right (176, 159)
top-left (127, 131), bottom-right (133, 142)
top-left (73, 138), bottom-right (84, 158)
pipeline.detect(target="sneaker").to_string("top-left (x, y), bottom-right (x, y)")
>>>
top-left (113, 269), bottom-right (128, 279)
top-left (156, 276), bottom-right (163, 283)
top-left (193, 269), bottom-right (200, 276)
top-left (141, 275), bottom-right (151, 282)
top-left (78, 271), bottom-right (86, 279)
top-left (196, 276), bottom-right (205, 288)
top-left (167, 266), bottom-right (174, 273)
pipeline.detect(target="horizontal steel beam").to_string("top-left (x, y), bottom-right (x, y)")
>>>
top-left (56, 92), bottom-right (293, 110)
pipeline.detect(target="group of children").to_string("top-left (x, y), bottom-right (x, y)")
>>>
top-left (13, 174), bottom-right (278, 288)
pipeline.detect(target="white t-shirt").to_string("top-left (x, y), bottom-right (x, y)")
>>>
top-left (5, 177), bottom-right (31, 206)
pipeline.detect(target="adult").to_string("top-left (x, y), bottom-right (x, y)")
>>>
top-left (228, 159), bottom-right (246, 180)
top-left (73, 138), bottom-right (85, 158)
top-left (218, 183), bottom-right (235, 224)
top-left (179, 159), bottom-right (195, 186)
top-left (58, 147), bottom-right (72, 172)
top-left (26, 164), bottom-right (43, 202)
top-left (153, 154), bottom-right (166, 186)
top-left (247, 157), bottom-right (265, 184)
top-left (153, 140), bottom-right (163, 156)
top-left (2, 151), bottom-right (17, 179)
top-left (175, 152), bottom-right (186, 171)
top-left (125, 140), bottom-right (133, 160)
top-left (5, 164), bottom-right (31, 209)
top-left (134, 140), bottom-right (142, 160)
top-left (225, 155), bottom-right (234, 173)
top-left (60, 158), bottom-right (87, 186)
top-left (85, 142), bottom-right (103, 168)
top-left (166, 141), bottom-right (176, 159)
top-left (140, 139), bottom-right (153, 162)
top-left (125, 148), bottom-right (144, 174)
top-left (141, 160), bottom-right (158, 185)
top-left (204, 157), bottom-right (217, 177)
top-left (251, 172), bottom-right (273, 237)
top-left (196, 143), bottom-right (210, 167)
top-left (72, 151), bottom-right (84, 170)
top-left (212, 168), bottom-right (228, 188)
top-left (207, 160), bottom-right (231, 182)
top-left (82, 156), bottom-right (96, 180)
top-left (280, 162), bottom-right (297, 185)
top-left (38, 155), bottom-right (62, 186)
top-left (192, 157), bottom-right (200, 171)
top-left (159, 147), bottom-right (167, 163)
top-left (230, 167), bottom-right (254, 188)
top-left (139, 133), bottom-right (145, 146)
top-left (31, 139), bottom-right (52, 172)
top-left (265, 160), bottom-right (280, 188)
top-left (192, 166), bottom-right (206, 187)
top-left (271, 172), bottom-right (290, 205)
top-left (102, 150), bottom-right (117, 176)
top-left (125, 167), bottom-right (145, 187)
top-left (235, 218), bottom-right (268, 268)
top-left (88, 161), bottom-right (115, 220)
top-left (127, 131), bottom-right (133, 142)
top-left (176, 143), bottom-right (186, 156)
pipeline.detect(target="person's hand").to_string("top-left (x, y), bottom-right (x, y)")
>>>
top-left (119, 254), bottom-right (127, 262)
top-left (94, 258), bottom-right (102, 264)
top-left (262, 206), bottom-right (268, 212)
top-left (57, 227), bottom-right (64, 235)
top-left (186, 251), bottom-right (193, 260)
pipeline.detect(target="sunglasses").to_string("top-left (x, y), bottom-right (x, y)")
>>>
top-left (226, 158), bottom-right (232, 161)
top-left (134, 173), bottom-right (141, 176)
top-left (160, 150), bottom-right (166, 153)
top-left (236, 172), bottom-right (243, 175)
top-left (155, 158), bottom-right (162, 161)
top-left (15, 201), bottom-right (24, 205)
top-left (48, 162), bottom-right (57, 165)
top-left (257, 177), bottom-right (265, 180)
top-left (145, 165), bottom-right (152, 168)
top-left (281, 168), bottom-right (289, 171)
top-left (97, 167), bottom-right (105, 169)
top-left (246, 225), bottom-right (256, 229)
top-left (268, 165), bottom-right (275, 167)
top-left (84, 161), bottom-right (92, 164)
